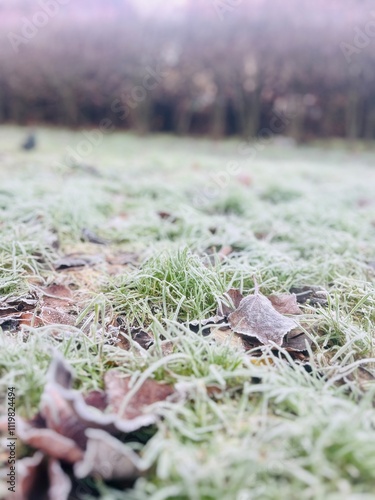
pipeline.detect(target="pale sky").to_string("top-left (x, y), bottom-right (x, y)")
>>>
top-left (131, 0), bottom-right (187, 17)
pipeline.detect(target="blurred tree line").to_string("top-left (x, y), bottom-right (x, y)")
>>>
top-left (0, 0), bottom-right (374, 140)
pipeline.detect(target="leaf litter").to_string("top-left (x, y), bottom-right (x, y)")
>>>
top-left (7, 353), bottom-right (178, 498)
top-left (194, 284), bottom-right (313, 355)
top-left (228, 292), bottom-right (297, 346)
top-left (0, 211), bottom-right (325, 496)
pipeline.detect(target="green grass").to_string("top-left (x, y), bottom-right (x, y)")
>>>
top-left (0, 126), bottom-right (375, 499)
top-left (109, 248), bottom-right (227, 325)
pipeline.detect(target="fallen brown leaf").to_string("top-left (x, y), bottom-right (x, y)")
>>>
top-left (39, 307), bottom-right (75, 326)
top-left (157, 211), bottom-right (178, 223)
top-left (228, 292), bottom-right (297, 346)
top-left (0, 292), bottom-right (37, 317)
top-left (217, 288), bottom-right (244, 317)
top-left (11, 353), bottom-right (169, 497)
top-left (290, 285), bottom-right (329, 307)
top-left (48, 459), bottom-right (72, 500)
top-left (41, 284), bottom-right (73, 305)
top-left (104, 370), bottom-right (175, 420)
top-left (268, 293), bottom-right (302, 315)
top-left (74, 428), bottom-right (145, 481)
top-left (54, 254), bottom-right (104, 270)
top-left (210, 326), bottom-right (248, 351)
top-left (81, 227), bottom-right (108, 245)
top-left (283, 329), bottom-right (312, 351)
top-left (16, 418), bottom-right (84, 463)
top-left (112, 327), bottom-right (154, 351)
top-left (217, 245), bottom-right (233, 261)
top-left (15, 452), bottom-right (46, 500)
top-left (189, 315), bottom-right (225, 335)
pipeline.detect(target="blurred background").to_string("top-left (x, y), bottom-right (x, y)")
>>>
top-left (0, 0), bottom-right (374, 141)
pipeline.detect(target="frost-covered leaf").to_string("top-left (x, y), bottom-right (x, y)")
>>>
top-left (290, 285), bottom-right (328, 306)
top-left (217, 288), bottom-right (244, 317)
top-left (16, 418), bottom-right (84, 463)
top-left (104, 370), bottom-right (175, 420)
top-left (283, 329), bottom-right (312, 351)
top-left (268, 293), bottom-right (302, 315)
top-left (228, 293), bottom-right (296, 346)
top-left (75, 429), bottom-right (145, 481)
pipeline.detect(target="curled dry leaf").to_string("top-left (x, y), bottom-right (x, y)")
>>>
top-left (268, 293), bottom-right (302, 315)
top-left (20, 284), bottom-right (76, 328)
top-left (40, 284), bottom-right (73, 304)
top-left (290, 285), bottom-right (329, 307)
top-left (228, 293), bottom-right (296, 346)
top-left (112, 326), bottom-right (154, 351)
top-left (39, 307), bottom-right (75, 326)
top-left (189, 315), bottom-right (225, 335)
top-left (104, 370), bottom-right (175, 420)
top-left (16, 418), bottom-right (84, 464)
top-left (75, 429), bottom-right (144, 480)
top-left (54, 254), bottom-right (104, 270)
top-left (14, 455), bottom-right (73, 500)
top-left (210, 326), bottom-right (248, 351)
top-left (15, 452), bottom-right (46, 500)
top-left (217, 288), bottom-right (244, 317)
top-left (217, 245), bottom-right (233, 261)
top-left (81, 227), bottom-right (108, 245)
top-left (43, 355), bottom-right (158, 436)
top-left (157, 211), bottom-right (178, 223)
top-left (283, 329), bottom-right (312, 352)
top-left (48, 459), bottom-right (72, 500)
top-left (0, 293), bottom-right (37, 316)
top-left (11, 353), bottom-right (172, 497)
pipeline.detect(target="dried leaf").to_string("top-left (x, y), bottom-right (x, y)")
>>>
top-left (0, 316), bottom-right (21, 330)
top-left (41, 284), bottom-right (73, 304)
top-left (217, 245), bottom-right (233, 261)
top-left (0, 293), bottom-right (38, 331)
top-left (0, 293), bottom-right (37, 316)
top-left (283, 329), bottom-right (312, 351)
top-left (54, 256), bottom-right (89, 270)
top-left (268, 293), bottom-right (302, 315)
top-left (104, 370), bottom-right (175, 420)
top-left (54, 254), bottom-right (104, 270)
top-left (81, 228), bottom-right (108, 245)
top-left (48, 459), bottom-right (72, 500)
top-left (48, 354), bottom-right (74, 388)
top-left (84, 390), bottom-right (108, 411)
top-left (74, 429), bottom-right (144, 481)
top-left (44, 354), bottom-right (159, 434)
top-left (217, 288), bottom-right (244, 317)
top-left (228, 293), bottom-right (296, 346)
top-left (107, 252), bottom-right (140, 266)
top-left (290, 285), bottom-right (328, 306)
top-left (189, 315), bottom-right (225, 335)
top-left (210, 326), bottom-right (248, 351)
top-left (40, 382), bottom-right (89, 451)
top-left (39, 306), bottom-right (76, 326)
top-left (16, 418), bottom-right (84, 463)
top-left (113, 327), bottom-right (154, 351)
top-left (157, 211), bottom-right (178, 223)
top-left (13, 352), bottom-right (166, 495)
top-left (16, 452), bottom-right (46, 500)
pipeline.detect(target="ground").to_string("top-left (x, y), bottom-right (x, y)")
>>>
top-left (0, 126), bottom-right (375, 499)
